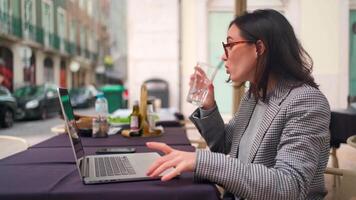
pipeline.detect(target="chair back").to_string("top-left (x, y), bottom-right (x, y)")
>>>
top-left (144, 79), bottom-right (169, 108)
top-left (347, 95), bottom-right (356, 106)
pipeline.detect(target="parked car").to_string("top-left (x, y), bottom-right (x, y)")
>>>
top-left (14, 83), bottom-right (60, 120)
top-left (69, 85), bottom-right (98, 108)
top-left (0, 86), bottom-right (17, 127)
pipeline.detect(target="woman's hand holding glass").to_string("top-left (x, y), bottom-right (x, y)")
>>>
top-left (187, 63), bottom-right (217, 110)
top-left (146, 142), bottom-right (196, 181)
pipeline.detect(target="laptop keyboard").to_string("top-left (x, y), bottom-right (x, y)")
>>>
top-left (94, 156), bottom-right (136, 177)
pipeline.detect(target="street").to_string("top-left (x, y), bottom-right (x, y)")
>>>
top-left (0, 107), bottom-right (95, 146)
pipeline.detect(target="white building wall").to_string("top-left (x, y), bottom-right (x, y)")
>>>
top-left (35, 50), bottom-right (44, 85)
top-left (11, 44), bottom-right (23, 88)
top-left (299, 0), bottom-right (348, 109)
top-left (127, 0), bottom-right (179, 108)
top-left (181, 0), bottom-right (209, 116)
top-left (53, 55), bottom-right (61, 85)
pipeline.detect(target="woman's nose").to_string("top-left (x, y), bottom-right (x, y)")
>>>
top-left (221, 53), bottom-right (227, 61)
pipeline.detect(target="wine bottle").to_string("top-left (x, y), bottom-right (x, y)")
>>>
top-left (130, 100), bottom-right (141, 132)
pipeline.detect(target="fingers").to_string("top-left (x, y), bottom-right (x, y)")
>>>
top-left (208, 82), bottom-right (214, 91)
top-left (161, 163), bottom-right (185, 181)
top-left (148, 157), bottom-right (180, 177)
top-left (146, 153), bottom-right (175, 175)
top-left (146, 151), bottom-right (197, 182)
top-left (189, 66), bottom-right (209, 88)
top-left (194, 66), bottom-right (206, 77)
top-left (146, 142), bottom-right (173, 155)
top-left (189, 75), bottom-right (196, 87)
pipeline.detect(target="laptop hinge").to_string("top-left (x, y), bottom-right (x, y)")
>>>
top-left (80, 156), bottom-right (90, 178)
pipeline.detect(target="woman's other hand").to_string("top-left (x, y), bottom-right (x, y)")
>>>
top-left (146, 142), bottom-right (196, 181)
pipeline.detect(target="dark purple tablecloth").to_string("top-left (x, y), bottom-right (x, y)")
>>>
top-left (0, 164), bottom-right (218, 200)
top-left (1, 146), bottom-right (195, 165)
top-left (330, 107), bottom-right (356, 148)
top-left (31, 127), bottom-right (190, 148)
top-left (0, 127), bottom-right (220, 200)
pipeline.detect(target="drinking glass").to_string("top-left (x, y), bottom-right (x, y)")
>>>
top-left (186, 62), bottom-right (219, 107)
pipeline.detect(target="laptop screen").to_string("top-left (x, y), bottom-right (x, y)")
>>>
top-left (57, 88), bottom-right (85, 161)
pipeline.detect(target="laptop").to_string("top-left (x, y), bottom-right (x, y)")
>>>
top-left (57, 88), bottom-right (166, 184)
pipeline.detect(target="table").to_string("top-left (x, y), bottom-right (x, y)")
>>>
top-left (111, 108), bottom-right (179, 122)
top-left (110, 108), bottom-right (184, 127)
top-left (330, 107), bottom-right (356, 148)
top-left (329, 107), bottom-right (356, 174)
top-left (35, 127), bottom-right (190, 148)
top-left (0, 127), bottom-right (220, 200)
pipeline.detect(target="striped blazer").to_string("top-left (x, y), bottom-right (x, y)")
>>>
top-left (189, 79), bottom-right (331, 200)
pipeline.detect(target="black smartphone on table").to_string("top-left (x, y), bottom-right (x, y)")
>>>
top-left (96, 147), bottom-right (136, 154)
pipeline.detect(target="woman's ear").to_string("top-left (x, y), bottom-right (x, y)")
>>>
top-left (255, 40), bottom-right (265, 56)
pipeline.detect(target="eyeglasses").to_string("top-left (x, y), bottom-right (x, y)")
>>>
top-left (222, 40), bottom-right (255, 58)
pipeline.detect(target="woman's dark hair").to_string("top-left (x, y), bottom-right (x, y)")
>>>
top-left (229, 9), bottom-right (318, 101)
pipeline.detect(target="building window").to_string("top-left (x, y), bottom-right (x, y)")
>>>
top-left (57, 8), bottom-right (66, 52)
top-left (57, 9), bottom-right (66, 39)
top-left (79, 0), bottom-right (85, 10)
top-left (43, 57), bottom-right (54, 83)
top-left (42, 1), bottom-right (53, 33)
top-left (0, 0), bottom-right (8, 12)
top-left (42, 0), bottom-right (53, 46)
top-left (0, 0), bottom-right (11, 34)
top-left (87, 0), bottom-right (93, 16)
top-left (23, 0), bottom-right (36, 39)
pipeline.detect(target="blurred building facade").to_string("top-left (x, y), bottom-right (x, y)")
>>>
top-left (108, 0), bottom-right (127, 84)
top-left (0, 0), bottom-right (111, 91)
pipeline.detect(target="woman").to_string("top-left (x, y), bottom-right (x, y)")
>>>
top-left (146, 9), bottom-right (330, 200)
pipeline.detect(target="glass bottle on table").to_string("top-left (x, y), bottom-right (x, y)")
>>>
top-left (93, 93), bottom-right (109, 137)
top-left (147, 100), bottom-right (157, 133)
top-left (130, 100), bottom-right (142, 136)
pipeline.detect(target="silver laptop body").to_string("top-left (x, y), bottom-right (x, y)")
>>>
top-left (57, 88), bottom-right (164, 184)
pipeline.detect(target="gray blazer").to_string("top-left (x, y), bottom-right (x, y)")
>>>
top-left (190, 79), bottom-right (330, 200)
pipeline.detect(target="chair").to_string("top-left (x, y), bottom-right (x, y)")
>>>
top-left (184, 120), bottom-right (207, 149)
top-left (325, 135), bottom-right (356, 199)
top-left (347, 95), bottom-right (356, 106)
top-left (144, 79), bottom-right (169, 108)
top-left (0, 135), bottom-right (28, 159)
top-left (325, 167), bottom-right (356, 200)
top-left (347, 135), bottom-right (356, 148)
top-left (168, 111), bottom-right (207, 149)
top-left (176, 115), bottom-right (207, 149)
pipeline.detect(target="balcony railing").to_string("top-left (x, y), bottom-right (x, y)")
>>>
top-left (85, 48), bottom-right (90, 59)
top-left (0, 10), bottom-right (22, 38)
top-left (1, 10), bottom-right (99, 62)
top-left (92, 52), bottom-right (98, 61)
top-left (36, 27), bottom-right (44, 44)
top-left (48, 32), bottom-right (60, 50)
top-left (64, 40), bottom-right (78, 55)
top-left (23, 22), bottom-right (44, 45)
